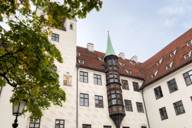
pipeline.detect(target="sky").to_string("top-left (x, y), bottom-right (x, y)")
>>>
top-left (77, 0), bottom-right (192, 62)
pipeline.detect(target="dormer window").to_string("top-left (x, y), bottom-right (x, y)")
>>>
top-left (97, 57), bottom-right (103, 61)
top-left (186, 40), bottom-right (192, 46)
top-left (151, 70), bottom-right (158, 78)
top-left (156, 58), bottom-right (163, 66)
top-left (78, 59), bottom-right (85, 64)
top-left (184, 51), bottom-right (192, 60)
top-left (169, 49), bottom-right (177, 57)
top-left (125, 69), bottom-right (132, 75)
top-left (166, 62), bottom-right (173, 70)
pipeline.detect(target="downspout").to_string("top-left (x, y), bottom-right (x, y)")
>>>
top-left (141, 89), bottom-right (151, 128)
top-left (76, 64), bottom-right (79, 128)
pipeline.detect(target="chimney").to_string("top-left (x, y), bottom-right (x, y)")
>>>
top-left (87, 43), bottom-right (94, 52)
top-left (118, 52), bottom-right (125, 59)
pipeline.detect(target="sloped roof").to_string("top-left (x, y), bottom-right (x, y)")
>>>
top-left (76, 28), bottom-right (192, 88)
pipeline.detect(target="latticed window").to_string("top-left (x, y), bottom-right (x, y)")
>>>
top-left (133, 82), bottom-right (139, 92)
top-left (82, 124), bottom-right (91, 128)
top-left (29, 118), bottom-right (40, 128)
top-left (136, 102), bottom-right (144, 113)
top-left (55, 119), bottom-right (65, 128)
top-left (173, 100), bottom-right (185, 115)
top-left (94, 74), bottom-right (102, 85)
top-left (124, 100), bottom-right (133, 112)
top-left (121, 79), bottom-right (129, 90)
top-left (183, 70), bottom-right (192, 86)
top-left (159, 107), bottom-right (168, 120)
top-left (80, 93), bottom-right (89, 106)
top-left (79, 71), bottom-right (88, 83)
top-left (167, 79), bottom-right (178, 93)
top-left (51, 33), bottom-right (59, 42)
top-left (154, 86), bottom-right (163, 99)
top-left (95, 95), bottom-right (104, 108)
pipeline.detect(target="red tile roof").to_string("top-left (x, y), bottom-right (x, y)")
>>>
top-left (77, 28), bottom-right (192, 88)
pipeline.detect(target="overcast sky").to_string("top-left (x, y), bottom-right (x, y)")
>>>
top-left (77, 0), bottom-right (192, 62)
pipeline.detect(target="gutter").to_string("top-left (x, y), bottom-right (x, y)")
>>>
top-left (76, 64), bottom-right (80, 128)
top-left (141, 89), bottom-right (151, 128)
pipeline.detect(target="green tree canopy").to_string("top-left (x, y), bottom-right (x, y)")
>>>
top-left (0, 0), bottom-right (102, 118)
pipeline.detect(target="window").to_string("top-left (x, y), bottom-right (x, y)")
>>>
top-left (167, 79), bottom-right (178, 93)
top-left (29, 118), bottom-right (40, 128)
top-left (136, 102), bottom-right (144, 113)
top-left (159, 107), bottom-right (168, 120)
top-left (70, 23), bottom-right (73, 30)
top-left (103, 126), bottom-right (111, 128)
top-left (191, 96), bottom-right (192, 101)
top-left (55, 119), bottom-right (65, 128)
top-left (95, 95), bottom-right (104, 108)
top-left (173, 100), bottom-right (185, 115)
top-left (0, 87), bottom-right (2, 96)
top-left (51, 33), bottom-right (59, 42)
top-left (133, 82), bottom-right (139, 92)
top-left (82, 124), bottom-right (91, 128)
top-left (154, 86), bottom-right (163, 99)
top-left (121, 79), bottom-right (129, 90)
top-left (123, 127), bottom-right (130, 128)
top-left (183, 70), bottom-right (192, 86)
top-left (141, 126), bottom-right (147, 128)
top-left (94, 74), bottom-right (102, 85)
top-left (80, 93), bottom-right (89, 106)
top-left (63, 73), bottom-right (72, 86)
top-left (124, 100), bottom-right (133, 112)
top-left (79, 71), bottom-right (88, 83)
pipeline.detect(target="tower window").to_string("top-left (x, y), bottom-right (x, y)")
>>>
top-left (136, 102), bottom-right (144, 113)
top-left (133, 82), bottom-right (139, 92)
top-left (29, 118), bottom-right (40, 128)
top-left (173, 100), bottom-right (185, 115)
top-left (154, 86), bottom-right (163, 99)
top-left (121, 79), bottom-right (129, 90)
top-left (95, 95), bottom-right (104, 108)
top-left (79, 71), bottom-right (88, 83)
top-left (51, 33), bottom-right (59, 42)
top-left (80, 93), bottom-right (89, 107)
top-left (167, 79), bottom-right (178, 93)
top-left (159, 107), bottom-right (168, 120)
top-left (94, 74), bottom-right (102, 85)
top-left (124, 100), bottom-right (133, 112)
top-left (183, 70), bottom-right (192, 86)
top-left (55, 119), bottom-right (65, 128)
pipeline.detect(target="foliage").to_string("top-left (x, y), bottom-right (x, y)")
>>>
top-left (0, 0), bottom-right (102, 118)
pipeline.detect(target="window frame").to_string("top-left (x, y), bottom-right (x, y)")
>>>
top-left (79, 71), bottom-right (88, 83)
top-left (121, 79), bottom-right (129, 90)
top-left (80, 93), bottom-right (89, 107)
top-left (167, 79), bottom-right (178, 93)
top-left (159, 107), bottom-right (168, 120)
top-left (29, 118), bottom-right (41, 128)
top-left (133, 82), bottom-right (139, 92)
top-left (154, 86), bottom-right (163, 99)
top-left (183, 70), bottom-right (192, 86)
top-left (55, 119), bottom-right (65, 128)
top-left (173, 100), bottom-right (185, 115)
top-left (124, 100), bottom-right (133, 112)
top-left (51, 33), bottom-right (59, 42)
top-left (136, 102), bottom-right (144, 113)
top-left (94, 74), bottom-right (102, 85)
top-left (95, 95), bottom-right (104, 108)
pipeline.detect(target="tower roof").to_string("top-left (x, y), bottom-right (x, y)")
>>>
top-left (105, 32), bottom-right (116, 56)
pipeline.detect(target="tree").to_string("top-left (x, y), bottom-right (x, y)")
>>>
top-left (0, 0), bottom-right (102, 118)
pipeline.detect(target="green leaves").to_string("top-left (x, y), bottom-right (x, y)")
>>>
top-left (0, 0), bottom-right (102, 118)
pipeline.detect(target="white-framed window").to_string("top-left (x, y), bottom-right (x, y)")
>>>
top-left (51, 33), bottom-right (59, 42)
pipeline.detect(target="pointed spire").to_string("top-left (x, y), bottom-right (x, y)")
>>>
top-left (106, 31), bottom-right (116, 56)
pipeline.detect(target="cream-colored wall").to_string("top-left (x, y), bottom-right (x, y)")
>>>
top-left (143, 63), bottom-right (192, 128)
top-left (78, 68), bottom-right (148, 128)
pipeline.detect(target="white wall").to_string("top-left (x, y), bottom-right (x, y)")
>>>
top-left (143, 63), bottom-right (192, 128)
top-left (78, 68), bottom-right (148, 128)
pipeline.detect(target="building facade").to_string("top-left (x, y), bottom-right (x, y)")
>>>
top-left (0, 20), bottom-right (192, 128)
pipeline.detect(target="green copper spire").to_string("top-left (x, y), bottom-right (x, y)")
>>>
top-left (106, 31), bottom-right (115, 56)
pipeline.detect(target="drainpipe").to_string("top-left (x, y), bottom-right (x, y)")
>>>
top-left (76, 64), bottom-right (79, 128)
top-left (141, 89), bottom-right (151, 128)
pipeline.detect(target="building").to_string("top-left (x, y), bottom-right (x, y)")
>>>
top-left (0, 20), bottom-right (192, 128)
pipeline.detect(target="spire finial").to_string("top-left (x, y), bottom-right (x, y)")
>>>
top-left (105, 31), bottom-right (116, 56)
